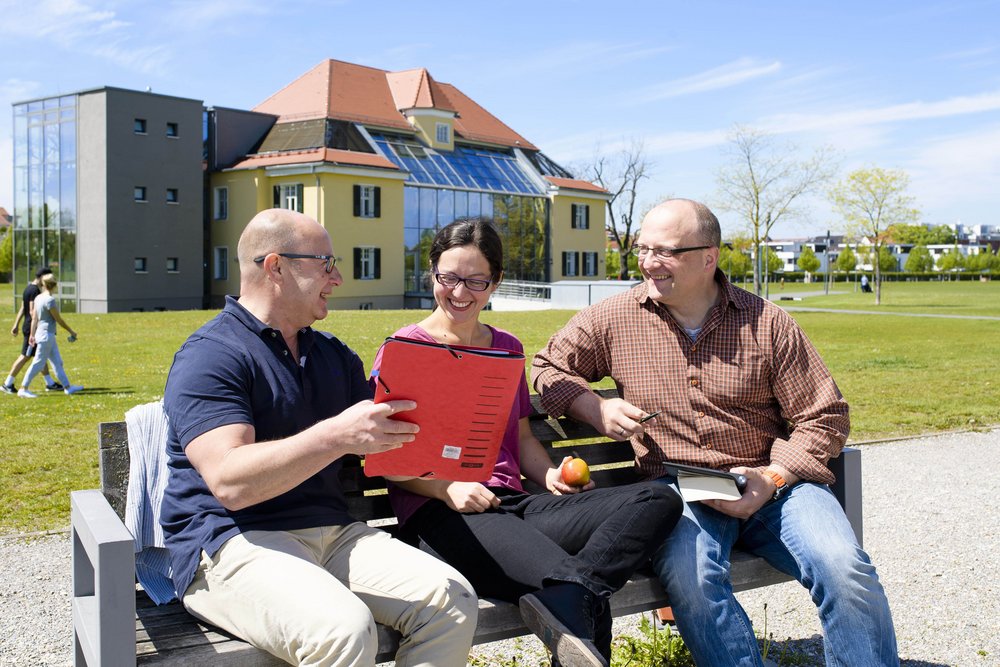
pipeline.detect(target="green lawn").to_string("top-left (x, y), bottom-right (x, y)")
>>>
top-left (2, 282), bottom-right (998, 533)
top-left (793, 278), bottom-right (1000, 316)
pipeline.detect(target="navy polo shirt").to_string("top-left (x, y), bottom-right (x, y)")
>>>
top-left (161, 296), bottom-right (372, 599)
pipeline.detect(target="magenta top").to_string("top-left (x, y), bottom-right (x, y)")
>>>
top-left (370, 323), bottom-right (534, 525)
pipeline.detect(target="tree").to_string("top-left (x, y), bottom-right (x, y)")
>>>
top-left (0, 230), bottom-right (11, 274)
top-left (876, 245), bottom-right (898, 273)
top-left (797, 245), bottom-right (821, 280)
top-left (835, 245), bottom-right (858, 273)
top-left (715, 124), bottom-right (837, 296)
top-left (829, 167), bottom-right (919, 304)
top-left (904, 245), bottom-right (934, 272)
top-left (583, 140), bottom-right (651, 280)
top-left (936, 246), bottom-right (966, 273)
top-left (719, 244), bottom-right (753, 282)
top-left (887, 223), bottom-right (955, 245)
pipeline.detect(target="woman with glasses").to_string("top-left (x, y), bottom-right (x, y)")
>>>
top-left (369, 218), bottom-right (683, 667)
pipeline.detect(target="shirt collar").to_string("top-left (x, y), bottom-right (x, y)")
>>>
top-left (223, 295), bottom-right (315, 356)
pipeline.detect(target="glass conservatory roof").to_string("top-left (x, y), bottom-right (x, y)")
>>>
top-left (369, 133), bottom-right (545, 195)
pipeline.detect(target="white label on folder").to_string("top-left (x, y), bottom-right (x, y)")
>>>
top-left (441, 445), bottom-right (462, 460)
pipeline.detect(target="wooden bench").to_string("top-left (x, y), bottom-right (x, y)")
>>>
top-left (71, 389), bottom-right (863, 665)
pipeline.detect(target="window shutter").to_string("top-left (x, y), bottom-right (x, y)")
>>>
top-left (353, 185), bottom-right (361, 217)
top-left (571, 204), bottom-right (578, 229)
top-left (562, 252), bottom-right (569, 276)
top-left (374, 248), bottom-right (381, 279)
top-left (295, 184), bottom-right (304, 213)
top-left (273, 185), bottom-right (280, 208)
top-left (584, 205), bottom-right (590, 229)
top-left (373, 187), bottom-right (381, 218)
top-left (353, 248), bottom-right (362, 280)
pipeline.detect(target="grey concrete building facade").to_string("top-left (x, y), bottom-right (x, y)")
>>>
top-left (10, 87), bottom-right (204, 313)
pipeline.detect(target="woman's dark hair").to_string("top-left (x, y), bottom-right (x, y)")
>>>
top-left (429, 218), bottom-right (504, 283)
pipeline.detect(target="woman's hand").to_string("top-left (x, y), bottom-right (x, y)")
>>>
top-left (545, 456), bottom-right (596, 495)
top-left (442, 482), bottom-right (500, 513)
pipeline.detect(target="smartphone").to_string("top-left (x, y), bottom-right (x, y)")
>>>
top-left (638, 411), bottom-right (660, 424)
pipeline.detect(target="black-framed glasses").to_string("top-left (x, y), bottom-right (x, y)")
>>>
top-left (631, 244), bottom-right (711, 260)
top-left (254, 253), bottom-right (341, 273)
top-left (434, 273), bottom-right (493, 292)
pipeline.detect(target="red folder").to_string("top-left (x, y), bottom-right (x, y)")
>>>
top-left (364, 336), bottom-right (525, 482)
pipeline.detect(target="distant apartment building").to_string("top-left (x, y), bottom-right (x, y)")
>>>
top-left (9, 59), bottom-right (608, 313)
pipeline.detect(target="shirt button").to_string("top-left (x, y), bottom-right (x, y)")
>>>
top-left (691, 345), bottom-right (697, 352)
top-left (698, 411), bottom-right (705, 417)
top-left (703, 443), bottom-right (713, 450)
top-left (270, 331), bottom-right (277, 338)
top-left (282, 350), bottom-right (288, 356)
top-left (690, 379), bottom-right (699, 386)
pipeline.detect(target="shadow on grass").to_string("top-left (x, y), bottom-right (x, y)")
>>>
top-left (69, 387), bottom-right (137, 396)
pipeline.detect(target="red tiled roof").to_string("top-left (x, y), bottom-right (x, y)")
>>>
top-left (253, 59), bottom-right (536, 149)
top-left (386, 68), bottom-right (456, 112)
top-left (544, 176), bottom-right (608, 194)
top-left (228, 148), bottom-right (399, 171)
top-left (0, 207), bottom-right (11, 225)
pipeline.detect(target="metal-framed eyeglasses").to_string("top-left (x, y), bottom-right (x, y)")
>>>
top-left (434, 273), bottom-right (493, 292)
top-left (631, 244), bottom-right (711, 260)
top-left (253, 253), bottom-right (341, 273)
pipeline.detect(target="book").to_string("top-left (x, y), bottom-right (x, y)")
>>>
top-left (663, 462), bottom-right (748, 503)
top-left (364, 336), bottom-right (525, 482)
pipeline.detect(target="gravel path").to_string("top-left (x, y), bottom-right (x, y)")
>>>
top-left (2, 429), bottom-right (998, 666)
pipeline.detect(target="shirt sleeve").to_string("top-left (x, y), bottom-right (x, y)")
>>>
top-left (530, 306), bottom-right (611, 418)
top-left (164, 337), bottom-right (254, 450)
top-left (767, 309), bottom-right (850, 483)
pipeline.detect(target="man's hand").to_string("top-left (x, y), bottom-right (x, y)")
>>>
top-left (597, 397), bottom-right (653, 441)
top-left (10, 325), bottom-right (17, 336)
top-left (326, 399), bottom-right (419, 456)
top-left (546, 456), bottom-right (596, 495)
top-left (442, 482), bottom-right (500, 513)
top-left (701, 467), bottom-right (773, 519)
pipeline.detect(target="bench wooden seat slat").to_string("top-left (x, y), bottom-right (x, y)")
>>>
top-left (73, 388), bottom-right (862, 666)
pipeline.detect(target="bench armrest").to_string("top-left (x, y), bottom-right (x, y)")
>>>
top-left (828, 447), bottom-right (863, 548)
top-left (71, 489), bottom-right (137, 667)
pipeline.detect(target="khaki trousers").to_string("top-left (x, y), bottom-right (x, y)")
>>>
top-left (182, 522), bottom-right (477, 667)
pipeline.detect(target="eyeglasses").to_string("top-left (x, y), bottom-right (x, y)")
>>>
top-left (254, 253), bottom-right (341, 273)
top-left (434, 273), bottom-right (493, 292)
top-left (631, 244), bottom-right (711, 260)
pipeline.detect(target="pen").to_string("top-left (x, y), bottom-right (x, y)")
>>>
top-left (638, 411), bottom-right (660, 424)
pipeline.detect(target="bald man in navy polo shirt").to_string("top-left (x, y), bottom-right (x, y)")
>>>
top-left (161, 209), bottom-right (476, 666)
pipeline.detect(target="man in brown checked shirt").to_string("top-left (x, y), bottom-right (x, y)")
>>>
top-left (531, 199), bottom-right (898, 667)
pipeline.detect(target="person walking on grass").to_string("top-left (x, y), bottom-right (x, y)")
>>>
top-left (18, 275), bottom-right (83, 398)
top-left (2, 267), bottom-right (61, 394)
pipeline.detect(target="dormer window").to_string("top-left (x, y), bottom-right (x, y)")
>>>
top-left (436, 122), bottom-right (450, 143)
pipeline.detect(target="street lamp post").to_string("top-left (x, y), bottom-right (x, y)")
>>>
top-left (825, 230), bottom-right (831, 296)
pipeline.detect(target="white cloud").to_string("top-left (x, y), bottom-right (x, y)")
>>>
top-left (760, 90), bottom-right (1000, 135)
top-left (0, 0), bottom-right (172, 74)
top-left (905, 124), bottom-right (1000, 223)
top-left (633, 58), bottom-right (782, 103)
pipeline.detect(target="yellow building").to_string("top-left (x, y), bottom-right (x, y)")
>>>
top-left (207, 59), bottom-right (608, 309)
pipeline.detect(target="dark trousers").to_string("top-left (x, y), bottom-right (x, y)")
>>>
top-left (402, 481), bottom-right (682, 603)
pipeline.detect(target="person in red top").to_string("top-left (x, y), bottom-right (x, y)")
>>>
top-left (532, 199), bottom-right (898, 667)
top-left (373, 218), bottom-right (683, 667)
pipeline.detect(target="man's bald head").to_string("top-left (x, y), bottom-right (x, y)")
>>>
top-left (643, 199), bottom-right (722, 248)
top-left (237, 209), bottom-right (327, 288)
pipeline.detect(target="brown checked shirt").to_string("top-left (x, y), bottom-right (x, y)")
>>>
top-left (531, 271), bottom-right (849, 485)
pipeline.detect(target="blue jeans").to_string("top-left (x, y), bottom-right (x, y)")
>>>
top-left (651, 481), bottom-right (898, 667)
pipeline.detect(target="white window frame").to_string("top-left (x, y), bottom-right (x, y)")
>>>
top-left (564, 251), bottom-right (578, 277)
top-left (279, 184), bottom-right (300, 211)
top-left (359, 185), bottom-right (376, 218)
top-left (573, 204), bottom-right (589, 230)
top-left (435, 122), bottom-right (450, 143)
top-left (357, 247), bottom-right (376, 280)
top-left (214, 186), bottom-right (228, 220)
top-left (213, 246), bottom-right (229, 280)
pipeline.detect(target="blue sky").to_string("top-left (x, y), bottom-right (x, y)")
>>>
top-left (2, 0), bottom-right (999, 238)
